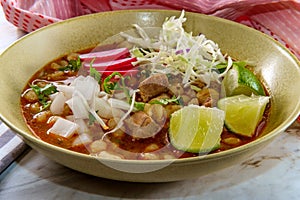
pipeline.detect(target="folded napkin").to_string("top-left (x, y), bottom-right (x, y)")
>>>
top-left (2, 0), bottom-right (299, 59)
top-left (0, 121), bottom-right (27, 172)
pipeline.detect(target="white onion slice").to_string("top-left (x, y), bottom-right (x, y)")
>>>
top-left (47, 117), bottom-right (79, 138)
top-left (50, 92), bottom-right (66, 115)
top-left (72, 133), bottom-right (92, 146)
top-left (66, 91), bottom-right (89, 119)
top-left (71, 75), bottom-right (99, 102)
top-left (56, 85), bottom-right (74, 100)
top-left (108, 98), bottom-right (132, 111)
top-left (74, 118), bottom-right (89, 134)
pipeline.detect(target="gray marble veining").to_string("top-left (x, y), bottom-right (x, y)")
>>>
top-left (1, 124), bottom-right (299, 199)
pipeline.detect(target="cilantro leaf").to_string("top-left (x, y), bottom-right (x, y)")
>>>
top-left (90, 65), bottom-right (101, 84)
top-left (150, 95), bottom-right (183, 105)
top-left (134, 102), bottom-right (145, 111)
top-left (30, 83), bottom-right (57, 109)
top-left (40, 84), bottom-right (58, 96)
top-left (59, 57), bottom-right (82, 72)
top-left (88, 58), bottom-right (102, 84)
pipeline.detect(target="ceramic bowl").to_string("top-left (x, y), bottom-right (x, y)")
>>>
top-left (0, 10), bottom-right (299, 182)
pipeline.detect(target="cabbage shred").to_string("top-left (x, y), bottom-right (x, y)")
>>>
top-left (121, 10), bottom-right (233, 86)
top-left (46, 11), bottom-right (235, 143)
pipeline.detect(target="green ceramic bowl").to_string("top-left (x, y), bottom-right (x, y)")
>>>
top-left (0, 10), bottom-right (299, 182)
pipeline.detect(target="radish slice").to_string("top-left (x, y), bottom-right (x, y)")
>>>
top-left (80, 47), bottom-right (130, 62)
top-left (98, 69), bottom-right (139, 78)
top-left (83, 57), bottom-right (137, 71)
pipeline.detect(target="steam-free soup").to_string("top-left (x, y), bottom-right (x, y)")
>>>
top-left (20, 12), bottom-right (270, 160)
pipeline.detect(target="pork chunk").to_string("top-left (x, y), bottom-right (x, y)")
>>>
top-left (138, 73), bottom-right (169, 102)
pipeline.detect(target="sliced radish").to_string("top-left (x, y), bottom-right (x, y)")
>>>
top-left (80, 47), bottom-right (130, 62)
top-left (83, 57), bottom-right (137, 71)
top-left (97, 69), bottom-right (139, 78)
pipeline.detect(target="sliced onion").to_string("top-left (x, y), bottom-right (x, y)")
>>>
top-left (56, 85), bottom-right (74, 100)
top-left (94, 97), bottom-right (113, 119)
top-left (65, 115), bottom-right (74, 121)
top-left (71, 76), bottom-right (99, 102)
top-left (50, 92), bottom-right (66, 115)
top-left (66, 91), bottom-right (89, 119)
top-left (49, 92), bottom-right (58, 101)
top-left (72, 133), bottom-right (92, 147)
top-left (74, 118), bottom-right (89, 134)
top-left (47, 117), bottom-right (79, 138)
top-left (108, 98), bottom-right (132, 111)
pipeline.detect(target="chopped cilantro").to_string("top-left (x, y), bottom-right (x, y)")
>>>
top-left (30, 83), bottom-right (57, 109)
top-left (134, 102), bottom-right (145, 111)
top-left (150, 95), bottom-right (183, 105)
top-left (59, 57), bottom-right (82, 72)
top-left (89, 60), bottom-right (101, 84)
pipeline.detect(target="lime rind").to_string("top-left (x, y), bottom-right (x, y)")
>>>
top-left (217, 94), bottom-right (270, 137)
top-left (238, 65), bottom-right (265, 96)
top-left (169, 105), bottom-right (225, 153)
top-left (222, 64), bottom-right (266, 97)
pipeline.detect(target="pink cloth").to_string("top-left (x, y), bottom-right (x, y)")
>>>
top-left (1, 0), bottom-right (299, 59)
top-left (84, 0), bottom-right (300, 59)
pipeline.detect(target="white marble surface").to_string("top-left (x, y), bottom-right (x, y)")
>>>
top-left (0, 123), bottom-right (300, 200)
top-left (1, 7), bottom-right (300, 200)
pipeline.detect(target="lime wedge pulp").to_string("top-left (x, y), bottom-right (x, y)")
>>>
top-left (217, 94), bottom-right (270, 137)
top-left (169, 105), bottom-right (225, 153)
top-left (222, 63), bottom-right (266, 97)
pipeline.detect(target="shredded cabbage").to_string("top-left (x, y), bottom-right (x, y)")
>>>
top-left (47, 11), bottom-right (235, 139)
top-left (120, 10), bottom-right (233, 86)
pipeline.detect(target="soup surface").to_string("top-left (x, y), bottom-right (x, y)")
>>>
top-left (20, 12), bottom-right (270, 160)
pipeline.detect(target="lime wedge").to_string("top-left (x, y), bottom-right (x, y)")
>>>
top-left (222, 64), bottom-right (266, 97)
top-left (169, 105), bottom-right (225, 153)
top-left (217, 94), bottom-right (270, 137)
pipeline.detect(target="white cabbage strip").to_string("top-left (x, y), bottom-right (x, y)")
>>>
top-left (121, 10), bottom-right (233, 86)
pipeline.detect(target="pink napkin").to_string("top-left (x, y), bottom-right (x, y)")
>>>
top-left (1, 0), bottom-right (300, 59)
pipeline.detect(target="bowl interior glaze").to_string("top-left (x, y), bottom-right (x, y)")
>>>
top-left (0, 10), bottom-right (299, 182)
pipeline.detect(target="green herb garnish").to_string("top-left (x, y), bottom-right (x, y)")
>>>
top-left (30, 83), bottom-right (58, 109)
top-left (216, 61), bottom-right (247, 73)
top-left (59, 57), bottom-right (82, 72)
top-left (103, 72), bottom-right (123, 94)
top-left (88, 111), bottom-right (97, 125)
top-left (89, 58), bottom-right (101, 84)
top-left (190, 85), bottom-right (201, 92)
top-left (150, 95), bottom-right (183, 105)
top-left (134, 102), bottom-right (145, 111)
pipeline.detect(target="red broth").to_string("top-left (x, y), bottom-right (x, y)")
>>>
top-left (20, 51), bottom-right (270, 160)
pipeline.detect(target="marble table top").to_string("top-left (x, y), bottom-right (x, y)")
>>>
top-left (1, 7), bottom-right (300, 200)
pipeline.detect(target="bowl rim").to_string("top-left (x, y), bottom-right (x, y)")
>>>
top-left (1, 9), bottom-right (300, 166)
